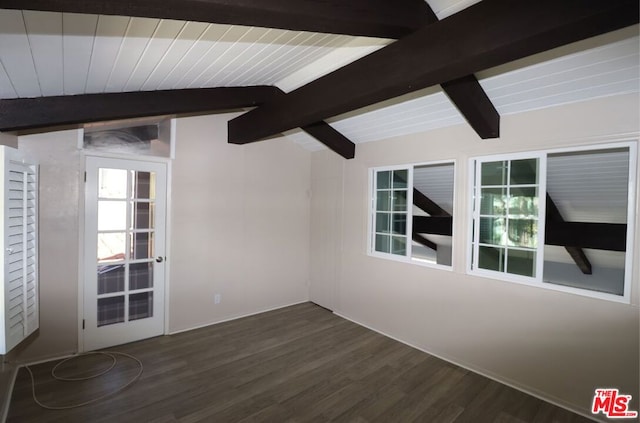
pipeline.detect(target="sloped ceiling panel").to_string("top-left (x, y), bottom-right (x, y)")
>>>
top-left (286, 26), bottom-right (639, 151)
top-left (0, 9), bottom-right (356, 99)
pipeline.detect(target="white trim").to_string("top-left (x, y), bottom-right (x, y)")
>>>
top-left (77, 149), bottom-right (87, 353)
top-left (367, 160), bottom-right (456, 271)
top-left (163, 160), bottom-right (173, 335)
top-left (167, 300), bottom-right (308, 336)
top-left (333, 311), bottom-right (599, 422)
top-left (467, 139), bottom-right (637, 304)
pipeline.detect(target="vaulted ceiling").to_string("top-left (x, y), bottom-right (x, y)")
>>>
top-left (0, 0), bottom-right (638, 159)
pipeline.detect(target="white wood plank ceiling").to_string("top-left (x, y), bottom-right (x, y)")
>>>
top-left (0, 2), bottom-right (638, 152)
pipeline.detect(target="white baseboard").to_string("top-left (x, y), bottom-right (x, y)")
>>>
top-left (168, 299), bottom-right (309, 335)
top-left (333, 311), bottom-right (600, 423)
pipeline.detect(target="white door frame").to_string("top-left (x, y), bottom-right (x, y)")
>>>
top-left (78, 151), bottom-right (172, 352)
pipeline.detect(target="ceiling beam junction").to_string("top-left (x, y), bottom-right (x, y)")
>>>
top-left (228, 0), bottom-right (639, 145)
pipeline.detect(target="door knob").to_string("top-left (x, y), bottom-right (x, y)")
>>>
top-left (156, 256), bottom-right (164, 263)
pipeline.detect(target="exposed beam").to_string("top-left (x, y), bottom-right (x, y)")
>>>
top-left (0, 0), bottom-right (434, 39)
top-left (228, 0), bottom-right (639, 144)
top-left (413, 216), bottom-right (453, 236)
top-left (441, 75), bottom-right (500, 139)
top-left (413, 188), bottom-right (451, 217)
top-left (412, 232), bottom-right (438, 251)
top-left (545, 194), bottom-right (592, 274)
top-left (0, 87), bottom-right (356, 159)
top-left (301, 122), bottom-right (355, 159)
top-left (545, 222), bottom-right (626, 252)
top-left (0, 87), bottom-right (279, 132)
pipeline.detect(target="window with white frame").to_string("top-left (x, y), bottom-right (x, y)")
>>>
top-left (469, 142), bottom-right (636, 302)
top-left (370, 162), bottom-right (455, 267)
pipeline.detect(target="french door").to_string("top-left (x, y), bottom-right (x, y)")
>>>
top-left (83, 157), bottom-right (167, 351)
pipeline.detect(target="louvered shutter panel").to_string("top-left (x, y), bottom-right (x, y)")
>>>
top-left (1, 146), bottom-right (38, 355)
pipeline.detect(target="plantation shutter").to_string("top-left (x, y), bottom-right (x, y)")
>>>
top-left (1, 146), bottom-right (38, 355)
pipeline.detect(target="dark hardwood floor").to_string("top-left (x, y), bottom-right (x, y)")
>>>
top-left (8, 303), bottom-right (594, 422)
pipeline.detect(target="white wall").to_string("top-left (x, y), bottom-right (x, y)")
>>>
top-left (10, 112), bottom-right (311, 362)
top-left (168, 113), bottom-right (310, 332)
top-left (310, 93), bottom-right (640, 418)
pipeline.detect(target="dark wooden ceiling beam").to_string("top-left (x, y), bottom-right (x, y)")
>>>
top-left (0, 86), bottom-right (356, 159)
top-left (0, 0), bottom-right (434, 39)
top-left (545, 194), bottom-right (592, 274)
top-left (0, 87), bottom-right (279, 132)
top-left (412, 232), bottom-right (438, 252)
top-left (413, 188), bottom-right (451, 217)
top-left (228, 0), bottom-right (639, 144)
top-left (545, 222), bottom-right (626, 252)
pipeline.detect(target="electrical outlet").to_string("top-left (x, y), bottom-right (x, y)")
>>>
top-left (214, 294), bottom-right (221, 304)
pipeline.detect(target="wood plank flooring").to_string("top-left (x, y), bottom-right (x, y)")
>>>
top-left (8, 303), bottom-right (594, 422)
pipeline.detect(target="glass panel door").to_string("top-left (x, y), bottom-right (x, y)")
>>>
top-left (84, 157), bottom-right (166, 351)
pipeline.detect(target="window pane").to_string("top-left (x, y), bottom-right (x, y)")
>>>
top-left (393, 170), bottom-right (408, 189)
top-left (507, 249), bottom-right (536, 277)
top-left (478, 246), bottom-right (505, 272)
top-left (375, 234), bottom-right (391, 253)
top-left (376, 191), bottom-right (391, 211)
top-left (392, 236), bottom-right (406, 255)
top-left (392, 213), bottom-right (407, 235)
top-left (392, 190), bottom-right (407, 211)
top-left (480, 188), bottom-right (507, 215)
top-left (129, 292), bottom-right (153, 321)
top-left (509, 188), bottom-right (538, 217)
top-left (508, 219), bottom-right (538, 248)
top-left (376, 213), bottom-right (390, 233)
top-left (481, 161), bottom-right (507, 186)
top-left (98, 168), bottom-right (127, 199)
top-left (130, 262), bottom-right (153, 290)
top-left (510, 159), bottom-right (538, 185)
top-left (131, 232), bottom-right (154, 260)
top-left (98, 264), bottom-right (124, 294)
top-left (98, 232), bottom-right (126, 263)
top-left (377, 171), bottom-right (391, 190)
top-left (479, 217), bottom-right (506, 246)
top-left (98, 201), bottom-right (127, 231)
top-left (98, 296), bottom-right (125, 327)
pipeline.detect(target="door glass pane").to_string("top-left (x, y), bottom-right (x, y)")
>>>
top-left (130, 263), bottom-right (153, 290)
top-left (132, 202), bottom-right (155, 230)
top-left (132, 171), bottom-right (155, 200)
top-left (129, 292), bottom-right (153, 321)
top-left (131, 232), bottom-right (154, 260)
top-left (99, 169), bottom-right (127, 199)
top-left (98, 201), bottom-right (127, 231)
top-left (98, 296), bottom-right (125, 327)
top-left (98, 232), bottom-right (126, 263)
top-left (98, 264), bottom-right (125, 294)
top-left (481, 161), bottom-right (508, 185)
